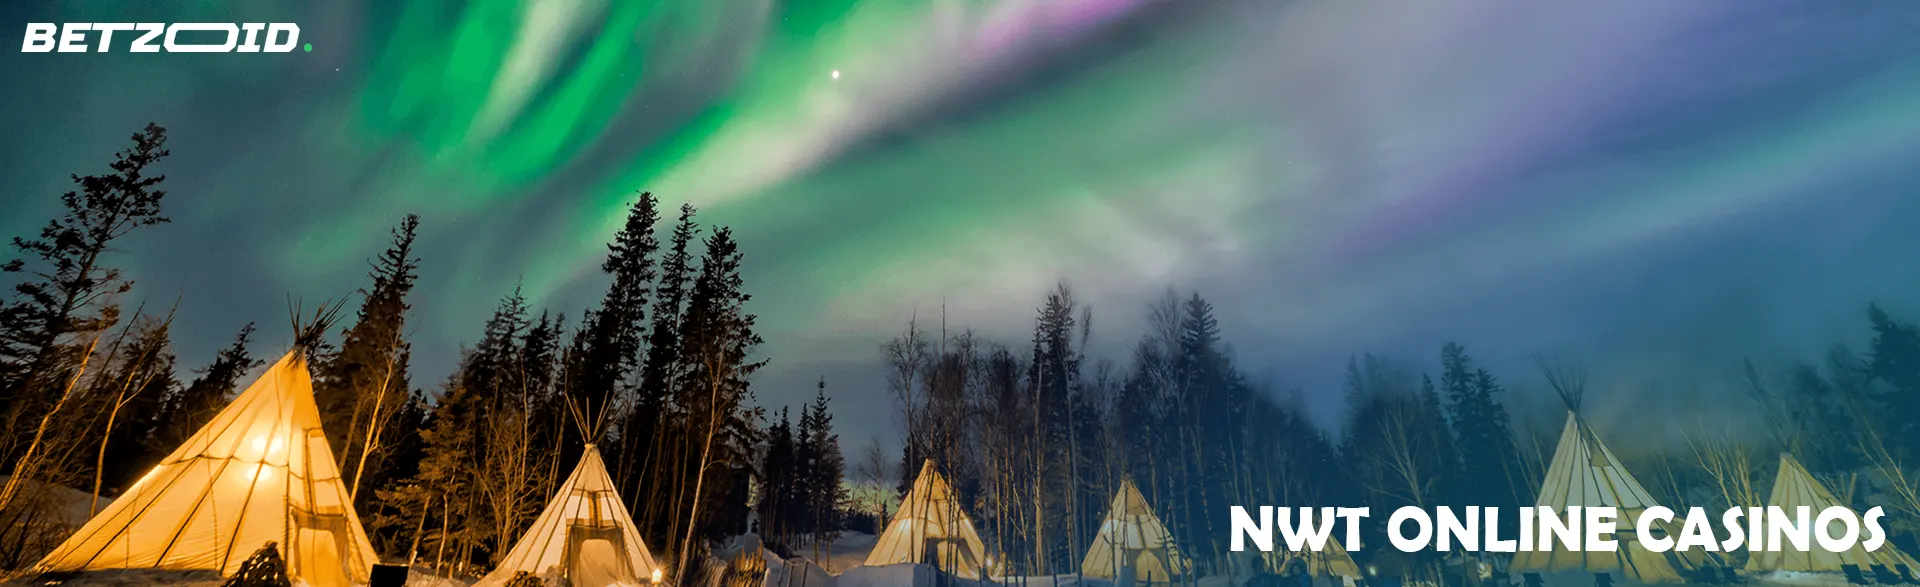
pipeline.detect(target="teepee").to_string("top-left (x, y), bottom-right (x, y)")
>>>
top-left (1510, 367), bottom-right (1702, 584)
top-left (1277, 536), bottom-right (1362, 581)
top-left (1082, 479), bottom-right (1189, 583)
top-left (1509, 412), bottom-right (1703, 583)
top-left (1746, 453), bottom-right (1919, 572)
top-left (475, 444), bottom-right (661, 587)
top-left (31, 345), bottom-right (378, 587)
top-left (865, 460), bottom-right (993, 577)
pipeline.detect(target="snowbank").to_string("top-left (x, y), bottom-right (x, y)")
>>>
top-left (3, 569), bottom-right (222, 587)
top-left (403, 570), bottom-right (477, 587)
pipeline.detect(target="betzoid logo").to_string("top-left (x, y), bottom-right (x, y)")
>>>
top-left (21, 23), bottom-right (302, 53)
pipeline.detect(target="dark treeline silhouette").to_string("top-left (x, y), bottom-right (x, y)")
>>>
top-left (0, 125), bottom-right (810, 580)
top-left (882, 282), bottom-right (1920, 582)
top-left (756, 378), bottom-right (846, 559)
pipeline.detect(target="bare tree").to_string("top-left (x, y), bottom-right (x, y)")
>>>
top-left (476, 397), bottom-right (548, 556)
top-left (855, 436), bottom-right (894, 523)
top-left (1684, 427), bottom-right (1764, 512)
top-left (884, 317), bottom-right (930, 466)
top-left (0, 336), bottom-right (101, 514)
top-left (87, 304), bottom-right (178, 515)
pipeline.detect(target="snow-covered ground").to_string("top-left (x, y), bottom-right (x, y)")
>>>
top-left (0, 475), bottom-right (98, 583)
top-left (0, 569), bottom-right (222, 587)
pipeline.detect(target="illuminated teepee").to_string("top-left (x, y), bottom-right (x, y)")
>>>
top-left (1278, 535), bottom-right (1362, 582)
top-left (474, 444), bottom-right (661, 587)
top-left (1081, 479), bottom-right (1189, 583)
top-left (1510, 366), bottom-right (1703, 584)
top-left (1746, 453), bottom-right (1919, 573)
top-left (865, 460), bottom-right (993, 577)
top-left (31, 346), bottom-right (378, 587)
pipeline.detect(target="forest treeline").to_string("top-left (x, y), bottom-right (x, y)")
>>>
top-left (5, 124), bottom-right (1920, 583)
top-left (883, 285), bottom-right (1920, 580)
top-left (0, 124), bottom-right (846, 576)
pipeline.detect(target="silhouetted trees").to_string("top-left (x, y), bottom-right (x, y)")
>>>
top-left (314, 214), bottom-right (422, 508)
top-left (0, 124), bottom-right (173, 517)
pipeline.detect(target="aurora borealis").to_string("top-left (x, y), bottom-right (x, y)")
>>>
top-left (4, 0), bottom-right (1920, 434)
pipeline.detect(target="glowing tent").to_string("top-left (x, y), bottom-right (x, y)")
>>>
top-left (31, 349), bottom-right (378, 587)
top-left (1081, 479), bottom-right (1188, 583)
top-left (474, 444), bottom-right (661, 587)
top-left (865, 460), bottom-right (993, 577)
top-left (1746, 453), bottom-right (1919, 572)
top-left (1508, 411), bottom-right (1703, 583)
top-left (1277, 536), bottom-right (1362, 583)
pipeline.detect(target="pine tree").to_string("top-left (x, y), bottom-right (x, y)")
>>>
top-left (0, 124), bottom-right (171, 480)
top-left (759, 408), bottom-right (797, 546)
top-left (896, 436), bottom-right (925, 497)
top-left (0, 125), bottom-right (174, 523)
top-left (313, 214), bottom-right (421, 506)
top-left (1026, 285), bottom-right (1079, 571)
top-left (1439, 343), bottom-right (1521, 513)
top-left (582, 193), bottom-right (659, 455)
top-left (671, 226), bottom-right (766, 577)
top-left (381, 373), bottom-right (481, 569)
top-left (154, 322), bottom-right (261, 447)
top-left (628, 203), bottom-right (697, 497)
top-left (519, 311), bottom-right (566, 501)
top-left (1863, 304), bottom-right (1920, 457)
top-left (457, 288), bottom-right (554, 559)
top-left (1342, 355), bottom-right (1457, 569)
top-left (799, 378), bottom-right (844, 552)
top-left (464, 286), bottom-right (530, 406)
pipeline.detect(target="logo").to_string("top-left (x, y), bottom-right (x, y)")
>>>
top-left (22, 23), bottom-right (303, 53)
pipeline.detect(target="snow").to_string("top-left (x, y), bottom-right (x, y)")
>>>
top-left (785, 533), bottom-right (877, 574)
top-left (3, 569), bottom-right (223, 587)
top-left (402, 570), bottom-right (476, 587)
top-left (0, 475), bottom-right (98, 583)
top-left (0, 475), bottom-right (96, 528)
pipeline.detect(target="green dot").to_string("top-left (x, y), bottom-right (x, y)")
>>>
top-left (303, 43), bottom-right (312, 52)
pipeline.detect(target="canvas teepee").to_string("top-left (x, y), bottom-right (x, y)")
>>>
top-left (1508, 411), bottom-right (1702, 583)
top-left (31, 348), bottom-right (378, 587)
top-left (1082, 479), bottom-right (1189, 583)
top-left (865, 460), bottom-right (992, 577)
top-left (1277, 535), bottom-right (1362, 581)
top-left (1746, 453), bottom-right (1919, 573)
top-left (475, 444), bottom-right (661, 587)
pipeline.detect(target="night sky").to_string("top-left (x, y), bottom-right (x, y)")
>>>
top-left (4, 0), bottom-right (1920, 449)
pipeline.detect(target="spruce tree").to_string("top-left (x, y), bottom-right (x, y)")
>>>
top-left (520, 311), bottom-right (565, 490)
top-left (154, 322), bottom-right (261, 447)
top-left (1864, 304), bottom-right (1920, 457)
top-left (627, 203), bottom-right (697, 496)
top-left (759, 408), bottom-right (796, 545)
top-left (583, 193), bottom-right (659, 449)
top-left (1026, 285), bottom-right (1079, 570)
top-left (313, 214), bottom-right (421, 505)
top-left (0, 123), bottom-right (171, 468)
top-left (387, 373), bottom-right (481, 567)
top-left (671, 226), bottom-right (766, 576)
top-left (799, 378), bottom-right (845, 552)
top-left (1439, 343), bottom-right (1521, 512)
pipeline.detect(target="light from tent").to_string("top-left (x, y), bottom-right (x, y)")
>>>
top-left (651, 569), bottom-right (663, 583)
top-left (127, 466), bottom-right (159, 492)
top-left (237, 463), bottom-right (276, 484)
top-left (241, 431), bottom-right (291, 465)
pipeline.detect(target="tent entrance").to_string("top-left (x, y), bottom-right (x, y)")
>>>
top-left (919, 536), bottom-right (982, 576)
top-left (291, 507), bottom-right (353, 587)
top-left (567, 520), bottom-right (637, 587)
